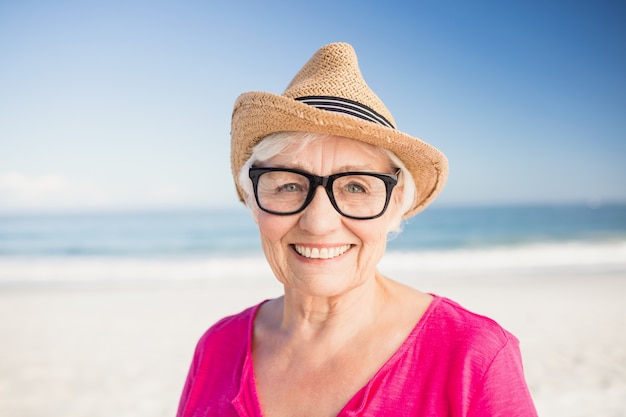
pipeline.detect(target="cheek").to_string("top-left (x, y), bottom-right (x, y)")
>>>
top-left (256, 212), bottom-right (297, 252)
top-left (257, 213), bottom-right (282, 241)
top-left (355, 220), bottom-right (389, 259)
top-left (256, 214), bottom-right (299, 284)
top-left (355, 199), bottom-right (401, 263)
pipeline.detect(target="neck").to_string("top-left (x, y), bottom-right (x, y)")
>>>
top-left (278, 271), bottom-right (389, 340)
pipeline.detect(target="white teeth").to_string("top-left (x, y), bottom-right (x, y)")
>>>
top-left (294, 244), bottom-right (350, 259)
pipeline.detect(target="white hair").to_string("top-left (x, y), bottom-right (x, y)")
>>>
top-left (237, 131), bottom-right (416, 233)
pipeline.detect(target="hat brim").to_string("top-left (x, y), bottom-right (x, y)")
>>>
top-left (231, 91), bottom-right (448, 217)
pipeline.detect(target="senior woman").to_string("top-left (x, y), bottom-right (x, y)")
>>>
top-left (177, 43), bottom-right (537, 416)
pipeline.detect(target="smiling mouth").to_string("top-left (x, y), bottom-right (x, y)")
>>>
top-left (293, 244), bottom-right (351, 259)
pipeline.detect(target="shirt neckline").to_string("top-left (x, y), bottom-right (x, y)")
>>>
top-left (233, 295), bottom-right (443, 416)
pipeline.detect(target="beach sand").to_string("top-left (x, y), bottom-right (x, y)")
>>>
top-left (0, 257), bottom-right (625, 417)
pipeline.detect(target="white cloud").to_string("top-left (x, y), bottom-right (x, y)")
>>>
top-left (0, 172), bottom-right (217, 212)
top-left (0, 172), bottom-right (111, 211)
top-left (148, 181), bottom-right (188, 204)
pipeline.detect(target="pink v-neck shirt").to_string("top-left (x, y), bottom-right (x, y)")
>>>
top-left (177, 296), bottom-right (537, 416)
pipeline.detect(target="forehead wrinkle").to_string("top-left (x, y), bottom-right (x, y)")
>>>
top-left (264, 136), bottom-right (393, 174)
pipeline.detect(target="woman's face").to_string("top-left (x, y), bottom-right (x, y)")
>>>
top-left (252, 135), bottom-right (403, 298)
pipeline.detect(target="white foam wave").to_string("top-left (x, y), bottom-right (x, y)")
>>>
top-left (0, 241), bottom-right (624, 286)
top-left (381, 240), bottom-right (626, 272)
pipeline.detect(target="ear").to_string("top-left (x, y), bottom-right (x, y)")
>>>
top-left (392, 183), bottom-right (405, 216)
top-left (249, 201), bottom-right (260, 225)
top-left (386, 184), bottom-right (405, 233)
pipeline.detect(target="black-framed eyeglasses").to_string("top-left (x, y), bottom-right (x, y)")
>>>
top-left (248, 167), bottom-right (399, 220)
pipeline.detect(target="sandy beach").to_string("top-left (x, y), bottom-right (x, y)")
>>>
top-left (1, 254), bottom-right (625, 417)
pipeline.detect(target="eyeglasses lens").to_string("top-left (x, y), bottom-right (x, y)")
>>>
top-left (255, 170), bottom-right (390, 218)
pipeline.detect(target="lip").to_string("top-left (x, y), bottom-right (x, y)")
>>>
top-left (292, 244), bottom-right (352, 259)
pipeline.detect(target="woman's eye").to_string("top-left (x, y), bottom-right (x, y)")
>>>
top-left (277, 183), bottom-right (305, 193)
top-left (345, 183), bottom-right (367, 193)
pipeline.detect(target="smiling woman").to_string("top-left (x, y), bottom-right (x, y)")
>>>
top-left (176, 42), bottom-right (538, 416)
top-left (248, 134), bottom-right (402, 301)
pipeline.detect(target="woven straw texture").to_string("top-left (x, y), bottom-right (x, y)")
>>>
top-left (231, 42), bottom-right (448, 217)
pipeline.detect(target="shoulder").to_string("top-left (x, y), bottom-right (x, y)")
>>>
top-left (177, 303), bottom-right (265, 416)
top-left (415, 297), bottom-right (533, 407)
top-left (205, 304), bottom-right (258, 337)
top-left (425, 296), bottom-right (517, 349)
top-left (412, 295), bottom-right (522, 378)
top-left (193, 303), bottom-right (261, 358)
top-left (423, 299), bottom-right (538, 415)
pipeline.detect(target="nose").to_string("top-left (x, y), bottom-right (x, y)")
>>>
top-left (298, 185), bottom-right (342, 233)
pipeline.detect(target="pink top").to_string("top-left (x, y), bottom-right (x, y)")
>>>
top-left (177, 296), bottom-right (537, 416)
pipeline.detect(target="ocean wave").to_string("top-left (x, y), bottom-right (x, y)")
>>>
top-left (1, 240), bottom-right (624, 286)
top-left (381, 240), bottom-right (626, 274)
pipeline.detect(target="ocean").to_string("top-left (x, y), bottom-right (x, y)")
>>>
top-left (1, 204), bottom-right (625, 285)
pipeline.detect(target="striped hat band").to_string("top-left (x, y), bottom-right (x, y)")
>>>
top-left (295, 96), bottom-right (395, 129)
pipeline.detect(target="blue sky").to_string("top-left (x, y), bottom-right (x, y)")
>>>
top-left (1, 0), bottom-right (624, 213)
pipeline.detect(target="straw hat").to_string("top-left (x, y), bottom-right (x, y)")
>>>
top-left (231, 42), bottom-right (448, 217)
